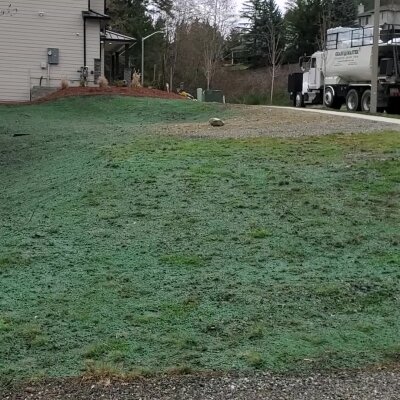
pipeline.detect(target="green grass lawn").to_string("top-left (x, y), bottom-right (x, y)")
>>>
top-left (0, 97), bottom-right (399, 385)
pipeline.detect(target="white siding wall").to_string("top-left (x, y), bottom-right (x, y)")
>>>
top-left (90, 0), bottom-right (105, 14)
top-left (0, 0), bottom-right (101, 102)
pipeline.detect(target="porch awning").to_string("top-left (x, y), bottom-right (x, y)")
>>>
top-left (103, 30), bottom-right (136, 43)
top-left (102, 30), bottom-right (137, 54)
top-left (82, 10), bottom-right (110, 20)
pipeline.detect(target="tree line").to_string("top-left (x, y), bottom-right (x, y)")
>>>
top-left (106, 0), bottom-right (373, 94)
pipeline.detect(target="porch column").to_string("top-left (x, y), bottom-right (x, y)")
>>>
top-left (111, 54), bottom-right (115, 82)
top-left (101, 42), bottom-right (105, 77)
top-left (124, 44), bottom-right (131, 85)
top-left (124, 44), bottom-right (129, 69)
top-left (115, 51), bottom-right (120, 79)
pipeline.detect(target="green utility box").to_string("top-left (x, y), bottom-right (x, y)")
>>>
top-left (204, 90), bottom-right (224, 103)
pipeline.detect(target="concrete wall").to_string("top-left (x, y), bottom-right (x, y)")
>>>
top-left (0, 0), bottom-right (101, 102)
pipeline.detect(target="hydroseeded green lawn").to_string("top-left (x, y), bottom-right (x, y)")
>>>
top-left (0, 97), bottom-right (399, 385)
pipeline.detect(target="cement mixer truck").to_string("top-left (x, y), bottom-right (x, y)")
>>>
top-left (288, 24), bottom-right (400, 113)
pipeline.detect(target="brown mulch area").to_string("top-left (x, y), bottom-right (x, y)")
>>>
top-left (44, 87), bottom-right (183, 101)
top-left (1, 87), bottom-right (183, 105)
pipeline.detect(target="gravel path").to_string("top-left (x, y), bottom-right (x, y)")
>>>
top-left (158, 106), bottom-right (400, 138)
top-left (4, 370), bottom-right (400, 399)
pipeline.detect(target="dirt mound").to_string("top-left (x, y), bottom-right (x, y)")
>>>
top-left (39, 86), bottom-right (183, 102)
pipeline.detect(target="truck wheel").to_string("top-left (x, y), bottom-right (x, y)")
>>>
top-left (361, 90), bottom-right (371, 112)
top-left (324, 87), bottom-right (341, 109)
top-left (346, 89), bottom-right (361, 112)
top-left (295, 92), bottom-right (304, 108)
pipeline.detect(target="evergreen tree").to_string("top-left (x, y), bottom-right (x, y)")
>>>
top-left (241, 0), bottom-right (284, 66)
top-left (107, 0), bottom-right (154, 38)
top-left (325, 0), bottom-right (358, 28)
top-left (284, 0), bottom-right (357, 62)
top-left (284, 0), bottom-right (322, 62)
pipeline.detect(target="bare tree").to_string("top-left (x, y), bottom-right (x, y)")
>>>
top-left (265, 18), bottom-right (284, 104)
top-left (202, 23), bottom-right (225, 90)
top-left (162, 0), bottom-right (235, 91)
top-left (201, 0), bottom-right (235, 90)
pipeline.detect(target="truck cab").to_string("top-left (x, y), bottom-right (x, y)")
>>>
top-left (288, 52), bottom-right (324, 107)
top-left (300, 52), bottom-right (324, 90)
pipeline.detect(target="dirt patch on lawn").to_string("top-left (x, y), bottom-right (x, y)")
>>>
top-left (156, 105), bottom-right (400, 138)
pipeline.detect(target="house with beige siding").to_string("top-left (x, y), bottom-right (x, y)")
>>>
top-left (358, 1), bottom-right (400, 27)
top-left (0, 0), bottom-right (135, 102)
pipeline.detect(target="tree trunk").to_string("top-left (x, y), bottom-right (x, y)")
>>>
top-left (270, 64), bottom-right (275, 105)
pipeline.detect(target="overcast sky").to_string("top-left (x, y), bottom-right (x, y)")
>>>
top-left (235, 0), bottom-right (287, 15)
top-left (276, 0), bottom-right (287, 11)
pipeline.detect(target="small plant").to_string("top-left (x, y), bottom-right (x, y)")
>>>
top-left (243, 351), bottom-right (264, 368)
top-left (166, 365), bottom-right (193, 375)
top-left (60, 79), bottom-right (69, 90)
top-left (98, 76), bottom-right (109, 88)
top-left (250, 228), bottom-right (270, 239)
top-left (84, 360), bottom-right (122, 379)
top-left (131, 70), bottom-right (141, 88)
top-left (248, 325), bottom-right (264, 340)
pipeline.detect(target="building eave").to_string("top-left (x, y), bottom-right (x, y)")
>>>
top-left (82, 10), bottom-right (111, 20)
top-left (102, 30), bottom-right (136, 43)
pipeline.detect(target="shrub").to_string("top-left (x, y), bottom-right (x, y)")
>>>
top-left (131, 70), bottom-right (141, 88)
top-left (114, 80), bottom-right (126, 87)
top-left (98, 76), bottom-right (109, 88)
top-left (60, 79), bottom-right (69, 90)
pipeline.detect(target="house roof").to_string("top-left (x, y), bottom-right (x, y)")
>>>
top-left (103, 30), bottom-right (136, 42)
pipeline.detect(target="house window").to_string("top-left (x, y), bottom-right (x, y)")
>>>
top-left (365, 16), bottom-right (369, 25)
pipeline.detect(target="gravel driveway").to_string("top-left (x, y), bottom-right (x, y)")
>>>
top-left (4, 370), bottom-right (400, 399)
top-left (158, 106), bottom-right (400, 138)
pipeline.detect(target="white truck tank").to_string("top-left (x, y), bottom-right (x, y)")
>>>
top-left (325, 46), bottom-right (373, 82)
top-left (324, 26), bottom-right (376, 83)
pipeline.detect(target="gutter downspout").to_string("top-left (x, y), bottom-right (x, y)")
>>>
top-left (84, 0), bottom-right (90, 67)
top-left (84, 18), bottom-right (87, 67)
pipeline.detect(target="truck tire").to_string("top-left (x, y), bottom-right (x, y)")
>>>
top-left (324, 87), bottom-right (342, 109)
top-left (361, 90), bottom-right (371, 112)
top-left (346, 89), bottom-right (361, 112)
top-left (295, 92), bottom-right (304, 108)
